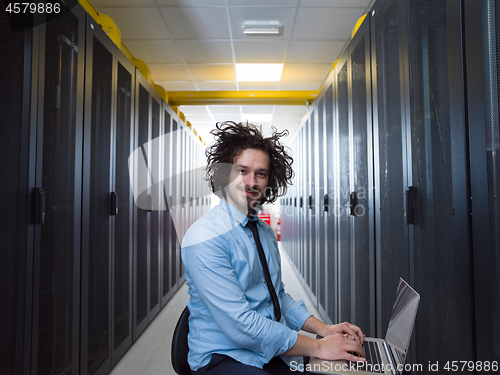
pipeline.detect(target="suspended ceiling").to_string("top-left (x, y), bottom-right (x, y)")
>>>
top-left (90, 0), bottom-right (375, 144)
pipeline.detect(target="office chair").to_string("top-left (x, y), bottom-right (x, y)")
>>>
top-left (171, 306), bottom-right (191, 375)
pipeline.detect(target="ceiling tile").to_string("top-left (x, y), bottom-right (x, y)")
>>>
top-left (212, 114), bottom-right (239, 123)
top-left (273, 105), bottom-right (309, 116)
top-left (278, 81), bottom-right (322, 90)
top-left (188, 64), bottom-right (235, 81)
top-left (157, 0), bottom-right (226, 5)
top-left (123, 41), bottom-right (183, 63)
top-left (286, 41), bottom-right (344, 64)
top-left (229, 0), bottom-right (298, 6)
top-left (93, 0), bottom-right (155, 7)
top-left (299, 0), bottom-right (371, 7)
top-left (271, 114), bottom-right (303, 131)
top-left (179, 106), bottom-right (211, 115)
top-left (238, 82), bottom-right (279, 90)
top-left (160, 7), bottom-right (230, 40)
top-left (241, 105), bottom-right (274, 114)
top-left (207, 106), bottom-right (241, 115)
top-left (97, 7), bottom-right (171, 40)
top-left (292, 8), bottom-right (366, 40)
top-left (148, 64), bottom-right (191, 81)
top-left (156, 81), bottom-right (198, 90)
top-left (176, 41), bottom-right (233, 63)
top-left (281, 63), bottom-right (330, 81)
top-left (229, 7), bottom-right (296, 39)
top-left (196, 82), bottom-right (238, 91)
top-left (233, 40), bottom-right (288, 63)
top-left (176, 114), bottom-right (213, 123)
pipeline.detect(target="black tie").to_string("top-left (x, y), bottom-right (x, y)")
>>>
top-left (246, 219), bottom-right (281, 322)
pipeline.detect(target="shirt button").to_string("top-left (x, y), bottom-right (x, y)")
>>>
top-left (267, 302), bottom-right (270, 306)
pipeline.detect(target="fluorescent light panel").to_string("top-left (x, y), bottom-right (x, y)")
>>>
top-left (243, 21), bottom-right (281, 35)
top-left (235, 63), bottom-right (284, 82)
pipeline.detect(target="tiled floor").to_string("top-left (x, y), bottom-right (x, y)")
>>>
top-left (110, 249), bottom-right (321, 375)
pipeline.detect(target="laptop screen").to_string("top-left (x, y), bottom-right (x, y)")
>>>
top-left (385, 278), bottom-right (420, 353)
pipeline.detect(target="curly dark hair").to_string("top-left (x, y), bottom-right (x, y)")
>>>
top-left (205, 121), bottom-right (294, 204)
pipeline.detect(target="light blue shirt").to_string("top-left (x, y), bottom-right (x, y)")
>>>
top-left (181, 198), bottom-right (312, 371)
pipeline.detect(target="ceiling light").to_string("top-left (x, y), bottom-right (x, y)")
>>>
top-left (243, 21), bottom-right (282, 35)
top-left (235, 63), bottom-right (284, 82)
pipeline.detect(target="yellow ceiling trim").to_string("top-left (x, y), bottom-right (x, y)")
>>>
top-left (168, 91), bottom-right (318, 106)
top-left (351, 14), bottom-right (368, 39)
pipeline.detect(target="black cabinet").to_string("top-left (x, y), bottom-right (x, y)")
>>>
top-left (33, 6), bottom-right (86, 375)
top-left (2, 3), bottom-right (200, 374)
top-left (282, 0), bottom-right (499, 372)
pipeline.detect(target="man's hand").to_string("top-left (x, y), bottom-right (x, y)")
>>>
top-left (284, 316), bottom-right (366, 361)
top-left (317, 333), bottom-right (365, 362)
top-left (321, 321), bottom-right (366, 346)
top-left (301, 315), bottom-right (366, 346)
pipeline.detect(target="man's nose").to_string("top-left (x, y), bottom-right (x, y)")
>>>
top-left (243, 172), bottom-right (256, 186)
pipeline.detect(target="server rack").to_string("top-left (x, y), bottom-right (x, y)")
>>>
top-left (0, 9), bottom-right (37, 374)
top-left (324, 83), bottom-right (338, 326)
top-left (405, 0), bottom-right (475, 369)
top-left (282, 0), bottom-right (499, 372)
top-left (112, 50), bottom-right (135, 366)
top-left (2, 3), bottom-right (201, 374)
top-left (32, 6), bottom-right (86, 375)
top-left (81, 12), bottom-right (116, 374)
top-left (370, 0), bottom-right (410, 340)
top-left (464, 0), bottom-right (500, 370)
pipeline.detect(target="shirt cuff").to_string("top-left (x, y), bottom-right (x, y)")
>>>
top-left (283, 300), bottom-right (313, 331)
top-left (261, 322), bottom-right (298, 361)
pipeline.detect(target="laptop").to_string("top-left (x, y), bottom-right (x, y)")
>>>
top-left (307, 278), bottom-right (420, 375)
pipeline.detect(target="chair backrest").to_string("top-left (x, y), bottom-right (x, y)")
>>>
top-left (171, 306), bottom-right (191, 375)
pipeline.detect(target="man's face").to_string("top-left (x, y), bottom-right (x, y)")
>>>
top-left (224, 148), bottom-right (270, 216)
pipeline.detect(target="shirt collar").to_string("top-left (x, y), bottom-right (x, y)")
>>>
top-left (219, 197), bottom-right (258, 227)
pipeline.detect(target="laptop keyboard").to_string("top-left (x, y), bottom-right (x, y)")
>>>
top-left (394, 347), bottom-right (405, 364)
top-left (352, 341), bottom-right (384, 373)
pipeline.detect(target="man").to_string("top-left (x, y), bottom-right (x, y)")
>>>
top-left (181, 122), bottom-right (365, 374)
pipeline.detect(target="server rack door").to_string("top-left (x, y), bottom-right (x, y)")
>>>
top-left (325, 84), bottom-right (338, 325)
top-left (336, 57), bottom-right (352, 325)
top-left (317, 98), bottom-right (327, 313)
top-left (188, 136), bottom-right (193, 230)
top-left (310, 112), bottom-right (318, 302)
top-left (465, 0), bottom-right (500, 366)
top-left (405, 0), bottom-right (475, 370)
top-left (294, 134), bottom-right (299, 269)
top-left (112, 51), bottom-right (134, 365)
top-left (149, 93), bottom-right (162, 320)
top-left (0, 10), bottom-right (37, 374)
top-left (305, 119), bottom-right (311, 288)
top-left (133, 71), bottom-right (152, 340)
top-left (161, 106), bottom-right (173, 306)
top-left (179, 126), bottom-right (187, 282)
top-left (81, 14), bottom-right (115, 375)
top-left (29, 6), bottom-right (86, 375)
top-left (171, 119), bottom-right (181, 290)
top-left (348, 15), bottom-right (375, 337)
top-left (300, 126), bottom-right (306, 280)
top-left (370, 0), bottom-right (410, 338)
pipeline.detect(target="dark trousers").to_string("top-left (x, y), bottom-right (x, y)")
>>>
top-left (193, 354), bottom-right (310, 375)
